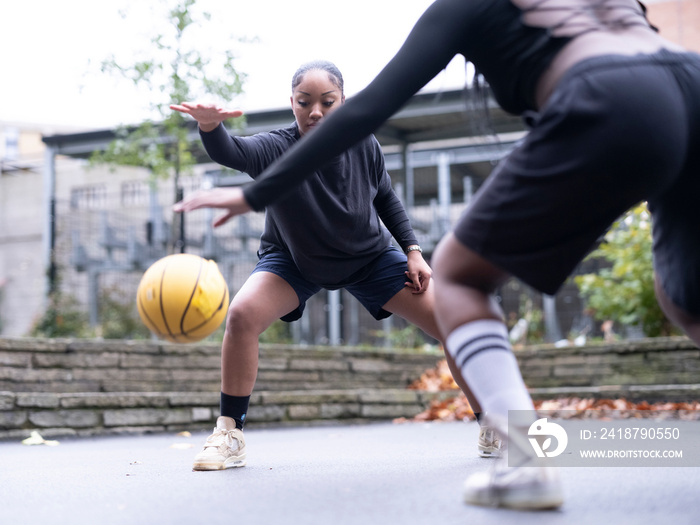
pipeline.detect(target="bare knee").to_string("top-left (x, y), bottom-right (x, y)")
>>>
top-left (431, 233), bottom-right (508, 331)
top-left (225, 300), bottom-right (268, 337)
top-left (432, 233), bottom-right (508, 293)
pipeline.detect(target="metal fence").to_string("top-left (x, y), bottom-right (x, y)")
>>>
top-left (53, 180), bottom-right (603, 348)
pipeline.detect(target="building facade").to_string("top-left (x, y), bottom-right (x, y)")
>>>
top-left (1, 0), bottom-right (697, 342)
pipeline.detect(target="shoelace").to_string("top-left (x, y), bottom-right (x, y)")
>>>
top-left (204, 428), bottom-right (238, 450)
top-left (482, 428), bottom-right (501, 447)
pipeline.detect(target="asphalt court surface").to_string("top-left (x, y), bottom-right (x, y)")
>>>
top-left (2, 420), bottom-right (700, 525)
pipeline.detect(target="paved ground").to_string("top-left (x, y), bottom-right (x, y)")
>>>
top-left (1, 420), bottom-right (699, 525)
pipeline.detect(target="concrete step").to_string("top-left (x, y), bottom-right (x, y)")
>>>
top-left (529, 383), bottom-right (700, 403)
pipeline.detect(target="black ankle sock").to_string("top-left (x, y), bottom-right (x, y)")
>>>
top-left (474, 411), bottom-right (483, 423)
top-left (220, 392), bottom-right (250, 430)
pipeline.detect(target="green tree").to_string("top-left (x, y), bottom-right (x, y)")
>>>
top-left (575, 203), bottom-right (677, 337)
top-left (92, 0), bottom-right (247, 251)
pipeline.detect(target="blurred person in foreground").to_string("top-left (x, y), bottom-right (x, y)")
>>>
top-left (175, 0), bottom-right (700, 510)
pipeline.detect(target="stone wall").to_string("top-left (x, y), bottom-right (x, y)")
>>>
top-left (1, 336), bottom-right (699, 440)
top-left (0, 389), bottom-right (450, 441)
top-left (0, 338), bottom-right (443, 393)
top-left (0, 337), bottom-right (447, 440)
top-left (518, 336), bottom-right (700, 400)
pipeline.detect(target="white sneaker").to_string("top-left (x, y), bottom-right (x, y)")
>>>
top-left (477, 425), bottom-right (502, 458)
top-left (193, 416), bottom-right (247, 471)
top-left (465, 415), bottom-right (563, 510)
top-left (463, 458), bottom-right (563, 509)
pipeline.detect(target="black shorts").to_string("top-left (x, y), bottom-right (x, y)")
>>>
top-left (251, 246), bottom-right (409, 322)
top-left (454, 50), bottom-right (700, 314)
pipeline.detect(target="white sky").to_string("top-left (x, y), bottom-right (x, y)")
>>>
top-left (0, 0), bottom-right (467, 131)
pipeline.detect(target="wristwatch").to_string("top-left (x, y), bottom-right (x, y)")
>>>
top-left (405, 245), bottom-right (423, 254)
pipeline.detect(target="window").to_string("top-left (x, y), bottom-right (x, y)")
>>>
top-left (121, 180), bottom-right (150, 207)
top-left (70, 185), bottom-right (107, 210)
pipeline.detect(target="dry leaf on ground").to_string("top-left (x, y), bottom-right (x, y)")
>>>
top-left (397, 359), bottom-right (700, 423)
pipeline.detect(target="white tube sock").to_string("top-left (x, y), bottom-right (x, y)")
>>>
top-left (445, 319), bottom-right (535, 421)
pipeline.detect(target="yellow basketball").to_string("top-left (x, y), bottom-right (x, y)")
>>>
top-left (136, 253), bottom-right (229, 343)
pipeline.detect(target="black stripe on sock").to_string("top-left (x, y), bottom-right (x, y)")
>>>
top-left (454, 339), bottom-right (511, 369)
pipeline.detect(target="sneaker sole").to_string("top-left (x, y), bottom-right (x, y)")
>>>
top-left (193, 454), bottom-right (247, 471)
top-left (464, 484), bottom-right (563, 510)
top-left (499, 489), bottom-right (563, 510)
top-left (477, 446), bottom-right (501, 458)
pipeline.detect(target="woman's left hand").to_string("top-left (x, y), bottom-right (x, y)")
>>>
top-left (173, 187), bottom-right (253, 227)
top-left (404, 252), bottom-right (432, 294)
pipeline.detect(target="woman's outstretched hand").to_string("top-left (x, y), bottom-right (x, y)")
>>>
top-left (170, 102), bottom-right (243, 132)
top-left (173, 187), bottom-right (253, 227)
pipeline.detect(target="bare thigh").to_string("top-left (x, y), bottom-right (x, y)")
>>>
top-left (382, 265), bottom-right (485, 413)
top-left (221, 271), bottom-right (300, 396)
top-left (382, 282), bottom-right (441, 341)
top-left (654, 275), bottom-right (700, 346)
top-left (227, 270), bottom-right (300, 333)
top-left (431, 232), bottom-right (510, 336)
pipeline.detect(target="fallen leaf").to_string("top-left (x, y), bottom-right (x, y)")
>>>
top-left (398, 359), bottom-right (700, 423)
top-left (21, 431), bottom-right (59, 447)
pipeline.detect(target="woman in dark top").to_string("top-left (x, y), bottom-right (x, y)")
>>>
top-left (175, 0), bottom-right (700, 510)
top-left (172, 61), bottom-right (490, 474)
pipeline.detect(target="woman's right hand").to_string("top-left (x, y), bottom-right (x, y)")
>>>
top-left (169, 102), bottom-right (244, 132)
top-left (173, 187), bottom-right (253, 227)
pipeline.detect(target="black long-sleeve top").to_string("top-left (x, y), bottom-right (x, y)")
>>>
top-left (200, 123), bottom-right (418, 287)
top-left (241, 0), bottom-right (655, 213)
